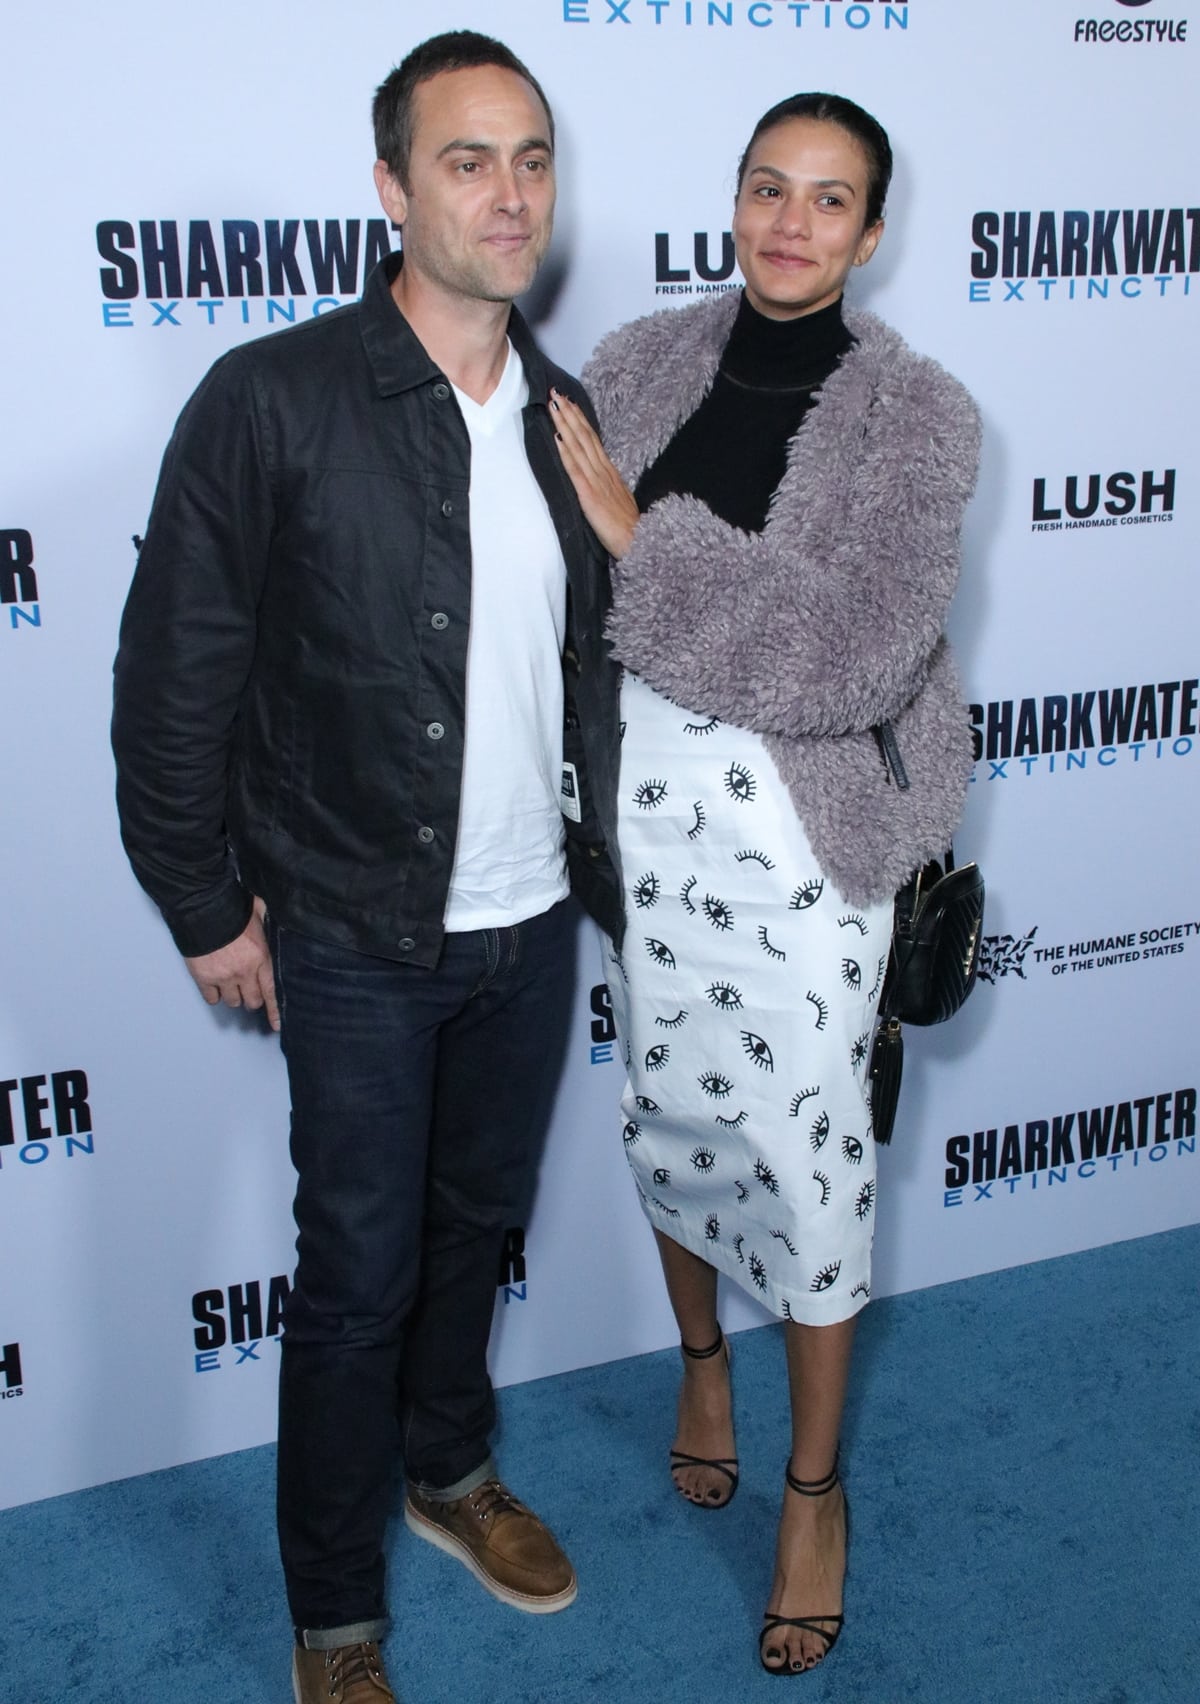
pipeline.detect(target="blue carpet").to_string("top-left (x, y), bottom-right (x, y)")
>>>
top-left (3, 1226), bottom-right (1197, 1703)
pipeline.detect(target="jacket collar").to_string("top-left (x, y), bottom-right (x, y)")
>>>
top-left (360, 253), bottom-right (548, 399)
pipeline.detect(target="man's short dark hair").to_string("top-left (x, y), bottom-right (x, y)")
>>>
top-left (373, 31), bottom-right (556, 189)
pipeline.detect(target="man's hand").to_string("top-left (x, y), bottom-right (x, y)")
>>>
top-left (550, 388), bottom-right (640, 560)
top-left (183, 897), bottom-right (280, 1032)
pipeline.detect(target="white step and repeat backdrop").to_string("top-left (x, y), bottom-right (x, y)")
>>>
top-left (2, 0), bottom-right (1196, 1508)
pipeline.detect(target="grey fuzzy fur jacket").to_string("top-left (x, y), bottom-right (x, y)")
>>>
top-left (582, 288), bottom-right (982, 907)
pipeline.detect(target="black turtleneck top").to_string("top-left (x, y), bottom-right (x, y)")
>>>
top-left (633, 292), bottom-right (854, 535)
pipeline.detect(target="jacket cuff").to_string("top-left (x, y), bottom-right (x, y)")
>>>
top-left (163, 885), bottom-right (255, 960)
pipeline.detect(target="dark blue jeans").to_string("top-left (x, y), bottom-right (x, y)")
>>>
top-left (270, 900), bottom-right (575, 1644)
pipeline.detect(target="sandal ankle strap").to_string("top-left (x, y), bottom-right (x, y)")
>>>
top-left (680, 1328), bottom-right (725, 1361)
top-left (784, 1454), bottom-right (840, 1498)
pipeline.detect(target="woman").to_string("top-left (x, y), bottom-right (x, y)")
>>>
top-left (553, 94), bottom-right (980, 1675)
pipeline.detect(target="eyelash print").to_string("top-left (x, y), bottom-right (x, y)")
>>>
top-left (622, 1121), bottom-right (640, 1146)
top-left (806, 991), bottom-right (829, 1030)
top-left (644, 937), bottom-right (676, 967)
top-left (735, 1179), bottom-right (749, 1202)
top-left (839, 912), bottom-right (868, 935)
top-left (680, 875), bottom-right (698, 913)
top-left (633, 871), bottom-right (661, 909)
top-left (753, 1158), bottom-right (780, 1196)
top-left (842, 1134), bottom-right (865, 1165)
top-left (811, 1260), bottom-right (842, 1293)
top-left (705, 1213), bottom-right (720, 1241)
top-left (652, 1167), bottom-right (671, 1187)
top-left (633, 779), bottom-right (667, 810)
top-left (715, 1109), bottom-right (749, 1131)
top-left (771, 1230), bottom-right (799, 1255)
top-left (841, 957), bottom-right (863, 991)
top-left (758, 926), bottom-right (786, 961)
top-left (724, 762), bottom-right (756, 803)
top-left (748, 1252), bottom-right (768, 1291)
top-left (855, 1180), bottom-right (876, 1220)
top-left (869, 954), bottom-right (887, 999)
top-left (607, 950), bottom-right (628, 985)
top-left (790, 1086), bottom-right (820, 1116)
top-left (741, 1031), bottom-right (774, 1072)
top-left (702, 893), bottom-right (734, 932)
top-left (735, 848), bottom-right (776, 869)
top-left (644, 1044), bottom-right (669, 1072)
top-left (690, 1145), bottom-right (716, 1173)
top-left (810, 1112), bottom-right (830, 1151)
top-left (851, 1280), bottom-right (871, 1300)
top-left (683, 715), bottom-right (720, 735)
top-left (732, 1233), bottom-right (746, 1264)
top-left (653, 1199), bottom-right (681, 1219)
top-left (655, 1009), bottom-right (688, 1029)
top-left (699, 1071), bottom-right (733, 1099)
top-left (781, 1299), bottom-right (795, 1322)
top-left (635, 1096), bottom-right (662, 1117)
top-left (790, 879), bottom-right (825, 912)
top-left (687, 801), bottom-right (707, 840)
top-left (813, 1170), bottom-right (831, 1205)
top-left (850, 1032), bottom-right (869, 1070)
top-left (706, 981), bottom-right (743, 1010)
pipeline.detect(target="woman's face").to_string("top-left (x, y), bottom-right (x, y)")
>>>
top-left (732, 117), bottom-right (883, 320)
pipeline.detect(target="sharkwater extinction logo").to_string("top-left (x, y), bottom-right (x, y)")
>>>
top-left (192, 1274), bottom-right (291, 1373)
top-left (498, 1228), bottom-right (528, 1304)
top-left (1030, 467), bottom-right (1176, 532)
top-left (96, 218), bottom-right (399, 330)
top-left (560, 1), bottom-right (911, 34)
top-left (1, 1342), bottom-right (23, 1401)
top-left (2, 529), bottom-right (40, 631)
top-left (969, 206), bottom-right (1199, 305)
top-left (943, 1084), bottom-right (1196, 1208)
top-left (969, 677), bottom-right (1198, 780)
top-left (1074, 0), bottom-right (1189, 45)
top-left (0, 1070), bottom-right (94, 1172)
top-left (979, 917), bottom-right (1198, 985)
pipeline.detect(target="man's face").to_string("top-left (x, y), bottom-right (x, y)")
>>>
top-left (376, 65), bottom-right (555, 306)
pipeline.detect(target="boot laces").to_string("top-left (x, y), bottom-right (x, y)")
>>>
top-left (467, 1479), bottom-right (520, 1522)
top-left (326, 1642), bottom-right (384, 1695)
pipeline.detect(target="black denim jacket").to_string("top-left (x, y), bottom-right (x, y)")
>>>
top-left (113, 256), bottom-right (624, 965)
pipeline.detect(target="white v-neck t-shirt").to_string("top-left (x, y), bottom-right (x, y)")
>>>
top-left (442, 341), bottom-right (569, 931)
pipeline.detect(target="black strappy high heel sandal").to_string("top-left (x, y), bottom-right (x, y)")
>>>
top-left (668, 1328), bottom-right (739, 1510)
top-left (759, 1459), bottom-right (847, 1675)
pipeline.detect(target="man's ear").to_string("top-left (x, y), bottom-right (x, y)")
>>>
top-left (374, 159), bottom-right (407, 226)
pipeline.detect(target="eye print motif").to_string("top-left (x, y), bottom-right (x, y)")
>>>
top-left (841, 958), bottom-right (863, 991)
top-left (653, 1167), bottom-right (671, 1187)
top-left (855, 1179), bottom-right (876, 1220)
top-left (679, 875), bottom-right (698, 913)
top-left (705, 1213), bottom-right (720, 1241)
top-left (789, 1085), bottom-right (820, 1116)
top-left (851, 1280), bottom-right (871, 1300)
top-left (702, 893), bottom-right (735, 932)
top-left (735, 848), bottom-right (776, 870)
top-left (653, 1198), bottom-right (681, 1219)
top-left (633, 778), bottom-right (667, 810)
top-left (850, 1031), bottom-right (869, 1070)
top-left (753, 1157), bottom-right (780, 1196)
top-left (748, 1251), bottom-right (768, 1291)
top-left (732, 1232), bottom-right (746, 1264)
top-left (706, 981), bottom-right (743, 1011)
top-left (770, 1229), bottom-right (799, 1255)
top-left (838, 912), bottom-right (868, 935)
top-left (741, 1031), bottom-right (774, 1072)
top-left (644, 937), bottom-right (676, 968)
top-left (724, 762), bottom-right (756, 803)
top-left (635, 1095), bottom-right (662, 1117)
top-left (690, 1145), bottom-right (717, 1173)
top-left (698, 1071), bottom-right (733, 1099)
top-left (813, 1170), bottom-right (832, 1205)
top-left (806, 991), bottom-right (829, 1031)
top-left (633, 871), bottom-right (661, 909)
top-left (684, 714), bottom-right (721, 736)
top-left (842, 1134), bottom-right (865, 1165)
top-left (734, 1179), bottom-right (750, 1202)
top-left (790, 879), bottom-right (825, 912)
top-left (869, 954), bottom-right (887, 1000)
top-left (687, 801), bottom-right (707, 841)
top-left (622, 1121), bottom-right (640, 1146)
top-left (811, 1259), bottom-right (842, 1293)
top-left (810, 1111), bottom-right (830, 1152)
top-left (645, 1043), bottom-right (669, 1072)
top-left (607, 950), bottom-right (628, 985)
top-left (715, 1109), bottom-right (749, 1131)
top-left (758, 926), bottom-right (786, 962)
top-left (781, 1299), bottom-right (796, 1322)
top-left (655, 1009), bottom-right (688, 1030)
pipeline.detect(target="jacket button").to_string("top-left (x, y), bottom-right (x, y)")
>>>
top-left (398, 937), bottom-right (415, 952)
top-left (430, 612), bottom-right (449, 630)
top-left (441, 499), bottom-right (454, 518)
top-left (417, 825), bottom-right (435, 844)
top-left (432, 383), bottom-right (450, 400)
top-left (426, 721), bottom-right (445, 740)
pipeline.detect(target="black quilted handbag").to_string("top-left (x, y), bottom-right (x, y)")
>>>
top-left (869, 850), bottom-right (985, 1145)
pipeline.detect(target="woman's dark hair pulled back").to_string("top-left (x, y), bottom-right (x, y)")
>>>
top-left (736, 93), bottom-right (892, 228)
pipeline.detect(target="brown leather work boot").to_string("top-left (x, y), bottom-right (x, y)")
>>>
top-left (405, 1478), bottom-right (577, 1613)
top-left (292, 1641), bottom-right (396, 1702)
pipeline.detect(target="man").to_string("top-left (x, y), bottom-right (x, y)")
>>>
top-left (112, 32), bottom-right (622, 1704)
